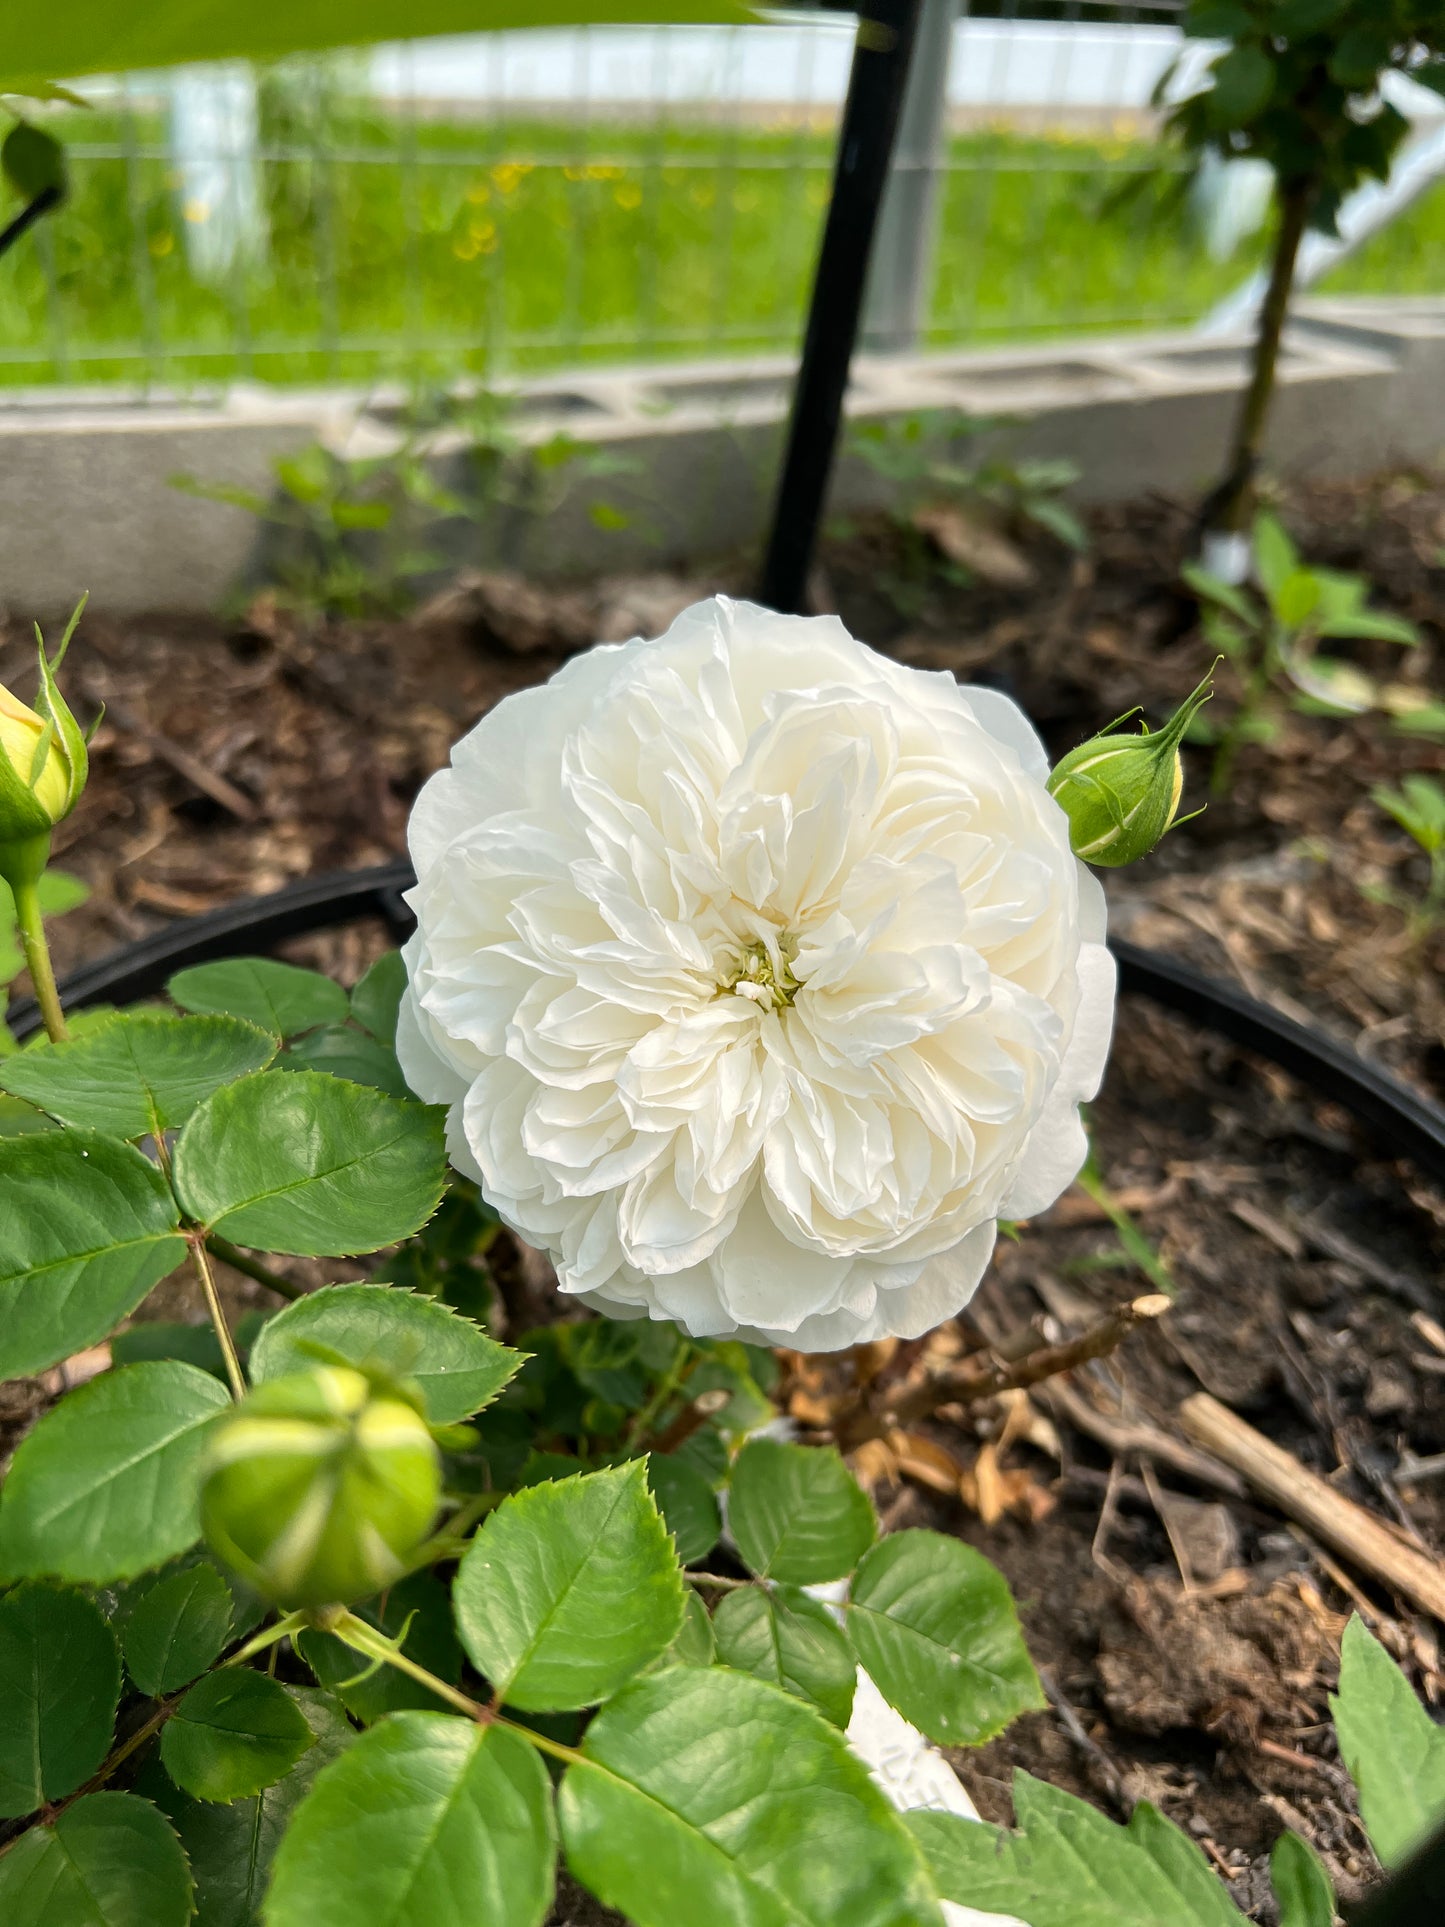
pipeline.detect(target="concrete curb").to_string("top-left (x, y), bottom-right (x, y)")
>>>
top-left (1, 295), bottom-right (1441, 616)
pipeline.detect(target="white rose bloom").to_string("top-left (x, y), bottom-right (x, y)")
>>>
top-left (398, 596), bottom-right (1115, 1352)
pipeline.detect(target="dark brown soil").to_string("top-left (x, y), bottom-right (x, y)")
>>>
top-left (923, 998), bottom-right (1445, 1913)
top-left (4, 469), bottom-right (1445, 1921)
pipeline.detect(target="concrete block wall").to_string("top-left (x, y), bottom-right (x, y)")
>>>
top-left (0, 295), bottom-right (1441, 618)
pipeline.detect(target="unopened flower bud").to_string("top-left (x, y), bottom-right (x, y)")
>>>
top-left (0, 599), bottom-right (90, 888)
top-left (1046, 671), bottom-right (1214, 868)
top-left (201, 1365), bottom-right (441, 1608)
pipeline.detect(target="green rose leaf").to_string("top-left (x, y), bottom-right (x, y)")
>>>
top-left (847, 1529), bottom-right (1043, 1748)
top-left (121, 1561), bottom-right (235, 1696)
top-left (350, 951), bottom-right (408, 1046)
top-left (1207, 43), bottom-right (1275, 127)
top-left (250, 1282), bottom-right (520, 1425)
top-left (0, 1132), bottom-right (186, 1382)
top-left (168, 958), bottom-right (349, 1038)
top-left (172, 1071), bottom-right (446, 1255)
top-left (659, 1587), bottom-right (716, 1669)
top-left (160, 1667), bottom-right (314, 1805)
top-left (1270, 0), bottom-right (1345, 33)
top-left (1328, 24), bottom-right (1394, 90)
top-left (298, 1571), bottom-right (464, 1725)
top-left (728, 1437), bottom-right (876, 1584)
top-left (0, 1791), bottom-right (193, 1927)
top-left (149, 1685), bottom-right (352, 1927)
top-left (0, 1012), bottom-right (276, 1138)
top-left (0, 1361), bottom-right (230, 1584)
top-left (267, 1710), bottom-right (556, 1927)
top-left (559, 1666), bottom-right (944, 1927)
top-left (1271, 1832), bottom-right (1335, 1927)
top-left (282, 1025), bottom-right (409, 1097)
top-left (0, 1092), bottom-right (56, 1135)
top-left (646, 1452), bottom-right (721, 1566)
top-left (1182, 0), bottom-right (1251, 34)
top-left (713, 1583), bottom-right (856, 1728)
top-left (0, 1583), bottom-right (121, 1816)
top-left (2, 120), bottom-right (66, 199)
top-left (909, 1775), bottom-right (1243, 1926)
top-left (453, 1461), bottom-right (684, 1711)
top-left (1331, 1614), bottom-right (1445, 1868)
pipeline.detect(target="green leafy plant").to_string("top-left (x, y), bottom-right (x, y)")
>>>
top-left (1162, 1), bottom-right (1445, 532)
top-left (0, 919), bottom-right (1045, 1922)
top-left (172, 439), bottom-right (466, 621)
top-left (910, 1611), bottom-right (1445, 1925)
top-left (1183, 510), bottom-right (1419, 789)
top-left (1332, 1615), bottom-right (1445, 1870)
top-left (0, 691), bottom-right (1051, 1924)
top-left (174, 389), bottom-right (639, 619)
top-left (410, 385), bottom-right (643, 545)
top-left (845, 409), bottom-right (1086, 613)
top-left (1368, 773), bottom-right (1445, 933)
top-left (0, 642), bottom-right (1428, 1924)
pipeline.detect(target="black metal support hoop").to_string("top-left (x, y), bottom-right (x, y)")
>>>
top-left (9, 859), bottom-right (1445, 1183)
top-left (758, 0), bottom-right (926, 615)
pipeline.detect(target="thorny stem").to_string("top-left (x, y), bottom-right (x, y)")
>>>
top-left (624, 1350), bottom-right (699, 1451)
top-left (224, 1610), bottom-right (309, 1669)
top-left (321, 1612), bottom-right (588, 1764)
top-left (324, 1610), bottom-right (494, 1723)
top-left (13, 875), bottom-right (68, 1043)
top-left (206, 1235), bottom-right (308, 1302)
top-left (30, 1700), bottom-right (175, 1833)
top-left (653, 1387), bottom-right (731, 1455)
top-left (683, 1570), bottom-right (752, 1593)
top-left (400, 1489), bottom-right (505, 1575)
top-left (0, 1609), bottom-right (311, 1855)
top-left (186, 1231), bottom-right (246, 1401)
top-left (494, 1714), bottom-right (583, 1766)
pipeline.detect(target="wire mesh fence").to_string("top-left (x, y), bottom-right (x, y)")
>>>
top-left (2, 3), bottom-right (1441, 392)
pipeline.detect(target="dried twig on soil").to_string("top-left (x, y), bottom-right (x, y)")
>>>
top-left (1294, 1213), bottom-right (1437, 1318)
top-left (843, 1287), bottom-right (1179, 1449)
top-left (84, 679), bottom-right (259, 823)
top-left (1037, 1665), bottom-right (1134, 1819)
top-left (1040, 1378), bottom-right (1250, 1501)
top-left (870, 1294), bottom-right (1173, 1432)
top-left (1180, 1392), bottom-right (1445, 1623)
top-left (1397, 1450), bottom-right (1445, 1486)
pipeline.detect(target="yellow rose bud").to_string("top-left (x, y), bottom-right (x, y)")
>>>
top-left (0, 598), bottom-right (90, 885)
top-left (0, 681), bottom-right (70, 820)
top-left (1047, 670), bottom-right (1214, 869)
top-left (200, 1365), bottom-right (442, 1608)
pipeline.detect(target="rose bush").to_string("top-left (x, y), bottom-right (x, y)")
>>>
top-left (0, 598), bottom-right (1379, 1927)
top-left (399, 596), bottom-right (1116, 1350)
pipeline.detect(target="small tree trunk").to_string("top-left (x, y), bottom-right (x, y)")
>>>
top-left (1202, 177), bottom-right (1314, 538)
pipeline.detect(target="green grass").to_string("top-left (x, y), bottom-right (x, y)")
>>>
top-left (1323, 177), bottom-right (1445, 300)
top-left (1, 89), bottom-right (1439, 391)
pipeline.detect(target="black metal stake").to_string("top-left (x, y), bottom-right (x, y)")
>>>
top-left (0, 183), bottom-right (62, 261)
top-left (758, 0), bottom-right (925, 615)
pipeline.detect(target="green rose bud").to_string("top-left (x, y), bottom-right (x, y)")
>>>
top-left (1046, 670), bottom-right (1214, 868)
top-left (0, 598), bottom-right (91, 891)
top-left (201, 1365), bottom-right (441, 1608)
